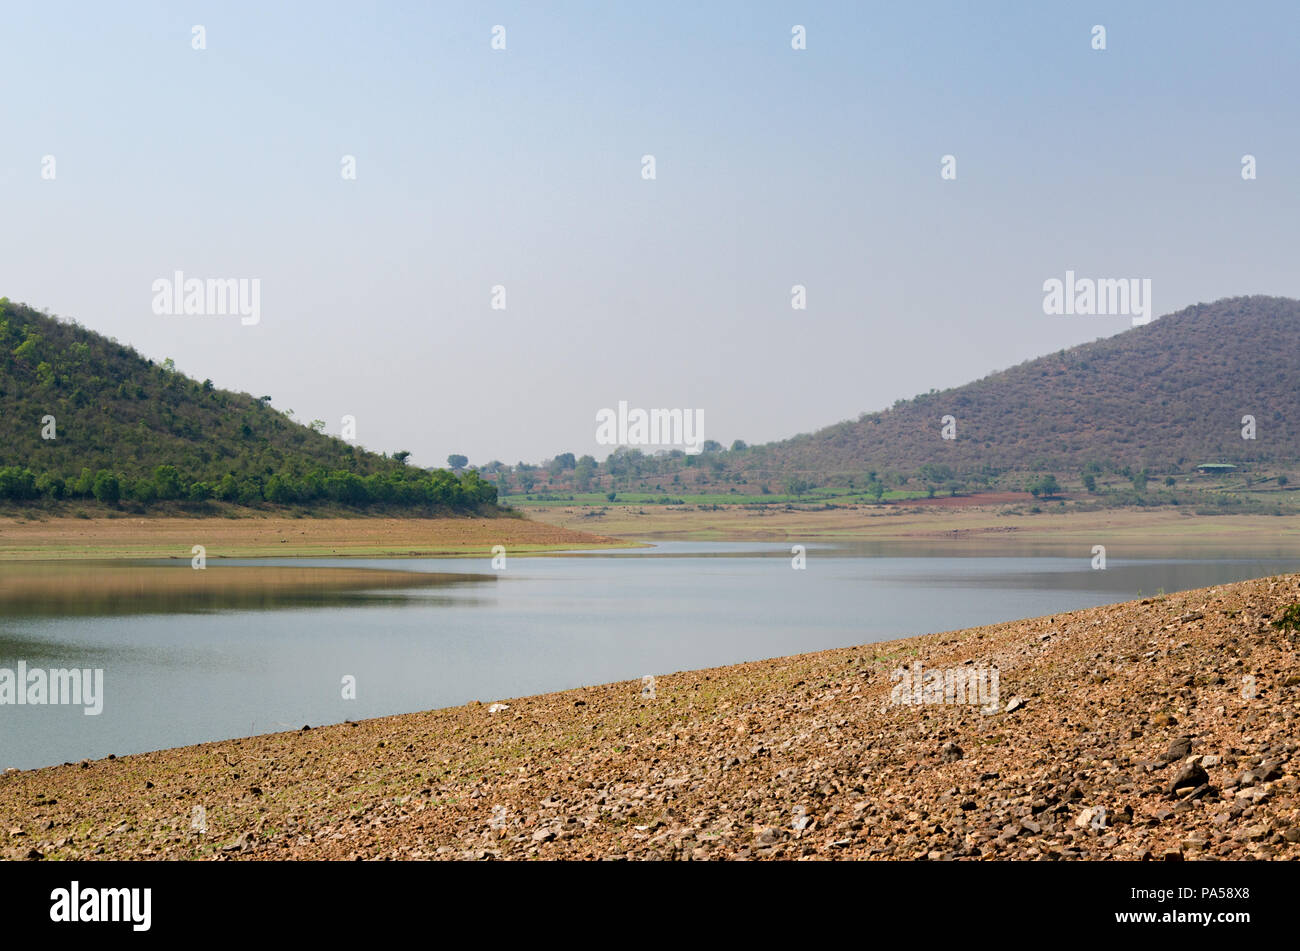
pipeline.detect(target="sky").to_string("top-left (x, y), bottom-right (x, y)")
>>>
top-left (2, 1), bottom-right (1299, 468)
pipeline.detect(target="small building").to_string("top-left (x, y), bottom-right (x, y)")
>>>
top-left (1195, 463), bottom-right (1237, 474)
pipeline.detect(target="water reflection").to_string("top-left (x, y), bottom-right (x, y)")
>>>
top-left (0, 562), bottom-right (493, 617)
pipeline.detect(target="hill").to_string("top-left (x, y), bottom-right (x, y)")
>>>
top-left (504, 296), bottom-right (1299, 501)
top-left (0, 298), bottom-right (496, 513)
top-left (745, 295), bottom-right (1298, 478)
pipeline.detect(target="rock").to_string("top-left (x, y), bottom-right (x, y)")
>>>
top-left (941, 742), bottom-right (964, 763)
top-left (1005, 697), bottom-right (1026, 713)
top-left (531, 828), bottom-right (556, 843)
top-left (1152, 712), bottom-right (1178, 727)
top-left (1075, 806), bottom-right (1107, 830)
top-left (1166, 762), bottom-right (1209, 798)
top-left (488, 703), bottom-right (509, 714)
top-left (1162, 736), bottom-right (1193, 762)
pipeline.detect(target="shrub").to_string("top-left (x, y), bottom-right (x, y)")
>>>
top-left (91, 470), bottom-right (121, 505)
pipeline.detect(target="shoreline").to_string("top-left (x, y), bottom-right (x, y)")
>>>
top-left (5, 508), bottom-right (1300, 561)
top-left (3, 572), bottom-right (1297, 860)
top-left (525, 504), bottom-right (1300, 557)
top-left (0, 515), bottom-right (628, 561)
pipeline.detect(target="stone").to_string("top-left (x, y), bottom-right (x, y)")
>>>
top-left (1166, 762), bottom-right (1209, 797)
top-left (1162, 736), bottom-right (1193, 762)
top-left (1075, 806), bottom-right (1107, 830)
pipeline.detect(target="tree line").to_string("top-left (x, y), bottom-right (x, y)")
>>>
top-left (0, 462), bottom-right (497, 511)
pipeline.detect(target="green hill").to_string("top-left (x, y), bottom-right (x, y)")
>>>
top-left (0, 298), bottom-right (496, 513)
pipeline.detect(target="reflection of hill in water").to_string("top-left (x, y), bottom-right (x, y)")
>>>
top-left (0, 563), bottom-right (493, 617)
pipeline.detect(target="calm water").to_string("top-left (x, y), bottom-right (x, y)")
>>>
top-left (2, 542), bottom-right (1298, 770)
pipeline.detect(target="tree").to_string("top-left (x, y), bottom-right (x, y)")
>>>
top-left (131, 477), bottom-right (157, 504)
top-left (0, 467), bottom-right (37, 500)
top-left (869, 481), bottom-right (886, 502)
top-left (215, 474), bottom-right (239, 501)
top-left (73, 468), bottom-right (94, 497)
top-left (917, 462), bottom-right (955, 496)
top-left (265, 474), bottom-right (296, 504)
top-left (731, 440), bottom-right (748, 452)
top-left (36, 473), bottom-right (65, 499)
top-left (92, 470), bottom-right (121, 505)
top-left (154, 465), bottom-right (184, 500)
top-left (393, 450), bottom-right (411, 465)
top-left (1035, 474), bottom-right (1061, 498)
top-left (1082, 473), bottom-right (1097, 493)
top-left (447, 454), bottom-right (468, 470)
top-left (784, 476), bottom-right (812, 496)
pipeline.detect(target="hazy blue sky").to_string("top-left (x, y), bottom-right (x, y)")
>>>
top-left (3, 1), bottom-right (1298, 467)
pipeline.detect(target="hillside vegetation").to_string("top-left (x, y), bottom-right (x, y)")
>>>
top-left (0, 298), bottom-right (496, 513)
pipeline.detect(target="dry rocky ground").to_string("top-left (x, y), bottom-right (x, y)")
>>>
top-left (3, 574), bottom-right (1299, 861)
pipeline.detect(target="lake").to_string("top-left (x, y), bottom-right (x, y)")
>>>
top-left (3, 541), bottom-right (1298, 770)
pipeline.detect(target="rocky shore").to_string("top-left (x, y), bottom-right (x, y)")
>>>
top-left (3, 574), bottom-right (1298, 860)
